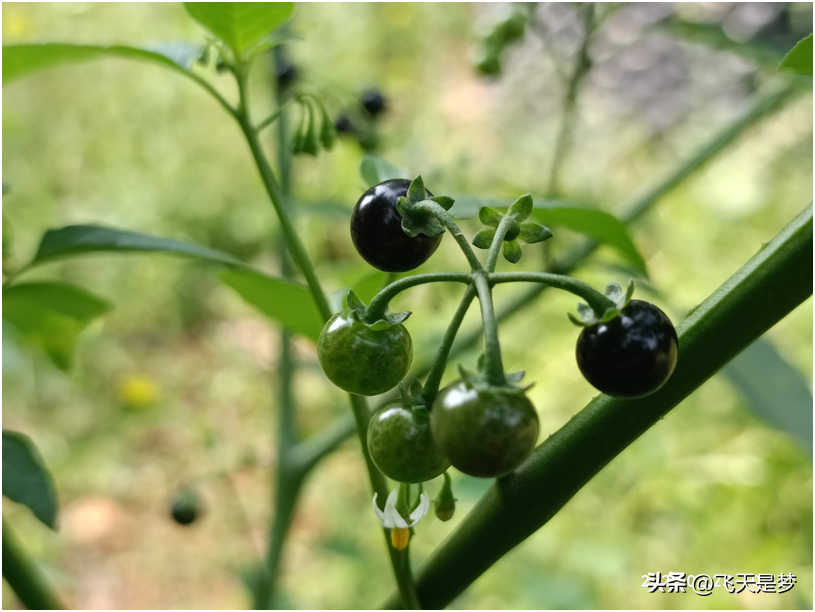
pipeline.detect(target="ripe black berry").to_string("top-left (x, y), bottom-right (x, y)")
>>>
top-left (361, 90), bottom-right (386, 116)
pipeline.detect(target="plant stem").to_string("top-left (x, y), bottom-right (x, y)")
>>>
top-left (365, 273), bottom-right (471, 321)
top-left (386, 202), bottom-right (813, 610)
top-left (234, 68), bottom-right (333, 322)
top-left (547, 2), bottom-right (594, 197)
top-left (2, 519), bottom-right (63, 610)
top-left (412, 201), bottom-right (483, 271)
top-left (420, 284), bottom-right (477, 405)
top-left (490, 272), bottom-right (614, 314)
top-left (484, 214), bottom-right (517, 273)
top-left (473, 272), bottom-right (505, 386)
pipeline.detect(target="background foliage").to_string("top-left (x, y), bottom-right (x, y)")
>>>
top-left (3, 2), bottom-right (812, 609)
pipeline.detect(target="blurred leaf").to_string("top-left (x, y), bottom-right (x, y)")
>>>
top-left (359, 154), bottom-right (409, 187)
top-left (2, 43), bottom-right (202, 85)
top-left (779, 34), bottom-right (813, 77)
top-left (448, 195), bottom-right (505, 219)
top-left (2, 430), bottom-right (59, 530)
top-left (220, 269), bottom-right (323, 342)
top-left (723, 337), bottom-right (813, 459)
top-left (3, 282), bottom-right (112, 370)
top-left (530, 204), bottom-right (647, 276)
top-left (660, 19), bottom-right (784, 69)
top-left (183, 2), bottom-right (294, 57)
top-left (30, 225), bottom-right (243, 268)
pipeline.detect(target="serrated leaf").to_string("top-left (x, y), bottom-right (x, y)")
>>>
top-left (779, 33), bottom-right (813, 77)
top-left (3, 430), bottom-right (59, 530)
top-left (359, 154), bottom-right (409, 187)
top-left (507, 194), bottom-right (533, 221)
top-left (478, 206), bottom-right (504, 227)
top-left (2, 43), bottom-right (204, 85)
top-left (407, 176), bottom-right (427, 203)
top-left (472, 228), bottom-right (496, 250)
top-left (220, 269), bottom-right (323, 342)
top-left (519, 222), bottom-right (553, 244)
top-left (502, 240), bottom-right (522, 264)
top-left (723, 338), bottom-right (813, 458)
top-left (30, 225), bottom-right (243, 268)
top-left (184, 2), bottom-right (294, 57)
top-left (3, 282), bottom-right (112, 370)
top-left (430, 196), bottom-right (455, 211)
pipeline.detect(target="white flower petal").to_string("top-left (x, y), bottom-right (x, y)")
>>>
top-left (408, 492), bottom-right (430, 526)
top-left (385, 503), bottom-right (409, 529)
top-left (372, 493), bottom-right (391, 528)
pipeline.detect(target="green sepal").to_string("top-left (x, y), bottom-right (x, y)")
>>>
top-left (398, 381), bottom-right (414, 405)
top-left (519, 222), bottom-right (553, 244)
top-left (457, 363), bottom-right (479, 387)
top-left (406, 176), bottom-right (427, 203)
top-left (301, 103), bottom-right (319, 156)
top-left (505, 370), bottom-right (526, 384)
top-left (397, 197), bottom-right (446, 238)
top-left (291, 109), bottom-right (306, 154)
top-left (478, 206), bottom-right (504, 227)
top-left (345, 290), bottom-right (367, 319)
top-left (502, 239), bottom-right (523, 263)
top-left (430, 195), bottom-right (455, 211)
top-left (472, 228), bottom-right (496, 250)
top-left (317, 100), bottom-right (336, 150)
top-left (568, 280), bottom-right (635, 327)
top-left (368, 309), bottom-right (411, 330)
top-left (507, 194), bottom-right (533, 222)
top-left (504, 218), bottom-right (521, 241)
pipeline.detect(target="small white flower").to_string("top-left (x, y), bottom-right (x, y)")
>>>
top-left (372, 489), bottom-right (430, 550)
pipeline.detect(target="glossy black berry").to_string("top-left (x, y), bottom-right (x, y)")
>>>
top-left (576, 300), bottom-right (678, 398)
top-left (351, 179), bottom-right (442, 273)
top-left (361, 90), bottom-right (386, 116)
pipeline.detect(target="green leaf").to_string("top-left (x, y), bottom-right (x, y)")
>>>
top-left (723, 338), bottom-right (813, 458)
top-left (472, 228), bottom-right (496, 250)
top-left (184, 2), bottom-right (295, 57)
top-left (530, 204), bottom-right (647, 276)
top-left (220, 269), bottom-right (323, 342)
top-left (30, 225), bottom-right (243, 268)
top-left (359, 154), bottom-right (409, 187)
top-left (3, 43), bottom-right (201, 85)
top-left (478, 206), bottom-right (504, 227)
top-left (3, 282), bottom-right (112, 370)
top-left (3, 430), bottom-right (59, 530)
top-left (779, 34), bottom-right (813, 77)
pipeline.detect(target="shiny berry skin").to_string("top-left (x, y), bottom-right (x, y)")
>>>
top-left (367, 400), bottom-right (450, 483)
top-left (170, 490), bottom-right (200, 526)
top-left (361, 90), bottom-right (386, 116)
top-left (351, 179), bottom-right (442, 273)
top-left (430, 380), bottom-right (539, 478)
top-left (317, 309), bottom-right (412, 396)
top-left (576, 300), bottom-right (678, 398)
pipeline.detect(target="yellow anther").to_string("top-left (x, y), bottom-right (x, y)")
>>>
top-left (391, 527), bottom-right (410, 550)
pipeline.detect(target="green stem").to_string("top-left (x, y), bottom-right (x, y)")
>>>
top-left (2, 520), bottom-right (63, 610)
top-left (255, 96), bottom-right (298, 133)
top-left (489, 272), bottom-right (614, 314)
top-left (385, 203), bottom-right (812, 609)
top-left (473, 272), bottom-right (505, 386)
top-left (365, 273), bottom-right (471, 321)
top-left (412, 201), bottom-right (482, 271)
top-left (289, 413), bottom-right (356, 473)
top-left (234, 69), bottom-right (332, 322)
top-left (484, 214), bottom-right (517, 273)
top-left (420, 284), bottom-right (477, 405)
top-left (547, 2), bottom-right (594, 197)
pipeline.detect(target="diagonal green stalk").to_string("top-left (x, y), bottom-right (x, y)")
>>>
top-left (411, 201), bottom-right (483, 271)
top-left (2, 520), bottom-right (63, 610)
top-left (484, 214), bottom-right (516, 273)
top-left (386, 203), bottom-right (813, 609)
top-left (365, 273), bottom-right (471, 321)
top-left (473, 272), bottom-right (505, 386)
top-left (489, 271), bottom-right (615, 314)
top-left (231, 56), bottom-right (419, 609)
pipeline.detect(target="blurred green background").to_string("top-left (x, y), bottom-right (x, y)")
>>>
top-left (2, 2), bottom-right (812, 609)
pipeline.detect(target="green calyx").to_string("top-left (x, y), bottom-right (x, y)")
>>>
top-left (346, 289), bottom-right (410, 330)
top-left (568, 280), bottom-right (635, 327)
top-left (457, 359), bottom-right (533, 397)
top-left (292, 94), bottom-right (336, 156)
top-left (472, 195), bottom-right (553, 264)
top-left (434, 472), bottom-right (457, 522)
top-left (396, 176), bottom-right (456, 239)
